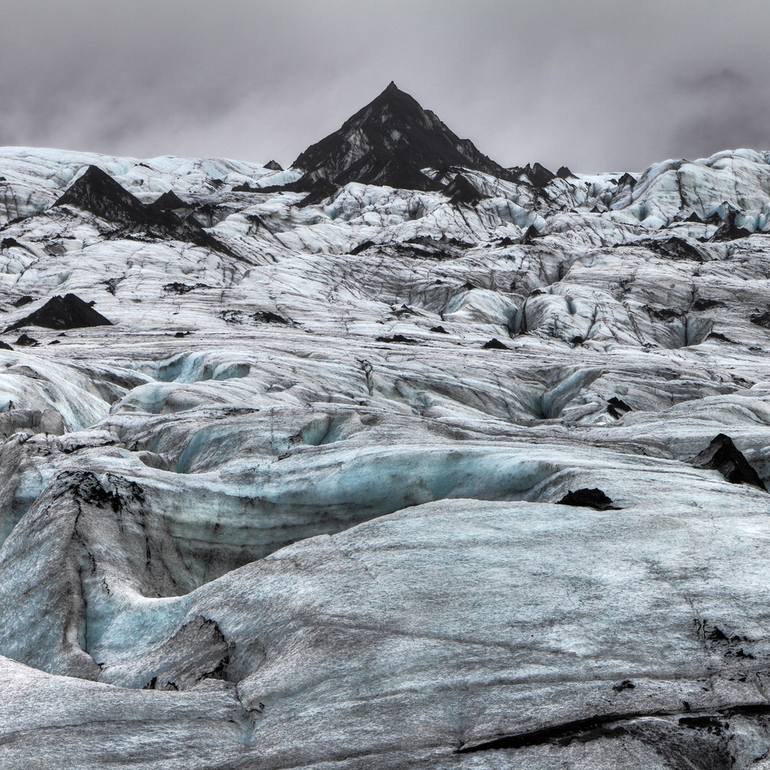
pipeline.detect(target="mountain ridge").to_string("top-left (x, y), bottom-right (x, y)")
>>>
top-left (291, 81), bottom-right (515, 192)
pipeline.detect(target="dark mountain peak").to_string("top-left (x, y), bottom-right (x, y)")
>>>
top-left (524, 162), bottom-right (556, 188)
top-left (150, 190), bottom-right (188, 210)
top-left (292, 84), bottom-right (511, 193)
top-left (5, 293), bottom-right (112, 332)
top-left (56, 165), bottom-right (184, 226)
top-left (368, 81), bottom-right (410, 106)
top-left (509, 162), bottom-right (558, 189)
top-left (55, 165), bottom-right (146, 219)
top-left (55, 165), bottom-right (184, 230)
top-left (54, 166), bottom-right (235, 256)
top-left (377, 80), bottom-right (417, 102)
top-left (64, 164), bottom-right (115, 190)
top-left (264, 160), bottom-right (283, 171)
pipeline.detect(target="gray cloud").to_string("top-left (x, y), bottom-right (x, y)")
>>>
top-left (1, 0), bottom-right (769, 171)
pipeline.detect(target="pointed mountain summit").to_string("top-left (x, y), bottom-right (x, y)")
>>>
top-left (150, 190), bottom-right (188, 210)
top-left (55, 165), bottom-right (152, 224)
top-left (5, 294), bottom-right (112, 332)
top-left (53, 166), bottom-right (235, 256)
top-left (292, 82), bottom-right (512, 191)
top-left (55, 165), bottom-right (193, 232)
top-left (509, 162), bottom-right (556, 189)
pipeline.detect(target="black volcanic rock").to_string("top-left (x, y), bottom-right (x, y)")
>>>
top-left (264, 160), bottom-right (283, 171)
top-left (55, 166), bottom-right (157, 225)
top-left (639, 236), bottom-right (706, 262)
top-left (14, 333), bottom-right (39, 347)
top-left (691, 434), bottom-right (766, 490)
top-left (750, 308), bottom-right (770, 329)
top-left (446, 174), bottom-right (483, 206)
top-left (711, 211), bottom-right (753, 241)
top-left (692, 297), bottom-right (723, 311)
top-left (6, 294), bottom-right (112, 332)
top-left (556, 166), bottom-right (574, 179)
top-left (376, 334), bottom-right (419, 345)
top-left (252, 311), bottom-right (289, 324)
top-left (558, 488), bottom-right (620, 510)
top-left (685, 208), bottom-right (724, 226)
top-left (299, 177), bottom-right (342, 207)
top-left (528, 163), bottom-right (556, 187)
top-left (254, 175), bottom-right (340, 207)
top-left (55, 166), bottom-right (234, 255)
top-left (350, 240), bottom-right (375, 255)
top-left (150, 190), bottom-right (188, 210)
top-left (520, 224), bottom-right (542, 243)
top-left (511, 162), bottom-right (556, 188)
top-left (482, 338), bottom-right (509, 350)
top-left (292, 82), bottom-right (512, 192)
top-left (607, 397), bottom-right (632, 419)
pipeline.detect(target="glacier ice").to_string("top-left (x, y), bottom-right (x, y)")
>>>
top-left (2, 126), bottom-right (770, 767)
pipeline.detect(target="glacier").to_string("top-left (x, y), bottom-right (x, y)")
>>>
top-left (2, 83), bottom-right (770, 768)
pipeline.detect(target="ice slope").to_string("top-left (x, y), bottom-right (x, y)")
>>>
top-left (1, 140), bottom-right (770, 768)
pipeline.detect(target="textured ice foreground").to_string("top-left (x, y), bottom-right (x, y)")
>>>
top-left (2, 136), bottom-right (770, 769)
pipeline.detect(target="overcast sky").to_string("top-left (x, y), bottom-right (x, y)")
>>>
top-left (1, 0), bottom-right (768, 172)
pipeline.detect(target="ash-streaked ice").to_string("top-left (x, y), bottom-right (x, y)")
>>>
top-left (2, 8), bottom-right (770, 768)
